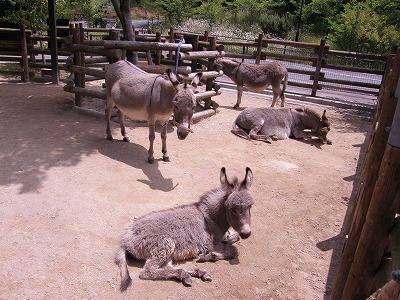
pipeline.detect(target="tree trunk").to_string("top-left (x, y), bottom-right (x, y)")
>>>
top-left (111, 0), bottom-right (138, 64)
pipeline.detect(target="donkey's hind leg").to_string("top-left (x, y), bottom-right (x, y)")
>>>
top-left (105, 98), bottom-right (115, 141)
top-left (117, 109), bottom-right (130, 142)
top-left (248, 122), bottom-right (273, 143)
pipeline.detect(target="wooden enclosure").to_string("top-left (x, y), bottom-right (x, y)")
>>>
top-left (0, 25), bottom-right (387, 102)
top-left (330, 48), bottom-right (400, 299)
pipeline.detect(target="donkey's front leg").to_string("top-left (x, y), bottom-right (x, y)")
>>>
top-left (234, 86), bottom-right (244, 109)
top-left (161, 122), bottom-right (170, 162)
top-left (197, 243), bottom-right (238, 263)
top-left (148, 124), bottom-right (156, 164)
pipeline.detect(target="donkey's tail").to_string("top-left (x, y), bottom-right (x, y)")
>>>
top-left (280, 71), bottom-right (288, 98)
top-left (115, 246), bottom-right (132, 292)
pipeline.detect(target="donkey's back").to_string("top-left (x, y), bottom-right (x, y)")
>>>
top-left (105, 61), bottom-right (173, 121)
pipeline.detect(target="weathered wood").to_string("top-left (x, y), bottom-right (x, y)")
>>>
top-left (312, 39), bottom-right (326, 96)
top-left (19, 25), bottom-right (29, 82)
top-left (331, 48), bottom-right (400, 300)
top-left (195, 90), bottom-right (221, 101)
top-left (179, 50), bottom-right (224, 60)
top-left (66, 43), bottom-right (122, 58)
top-left (182, 70), bottom-right (223, 81)
top-left (63, 85), bottom-right (107, 100)
top-left (341, 144), bottom-right (400, 299)
top-left (103, 40), bottom-right (193, 52)
top-left (59, 64), bottom-right (105, 79)
top-left (255, 33), bottom-right (263, 64)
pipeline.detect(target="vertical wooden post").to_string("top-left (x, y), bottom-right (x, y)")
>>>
top-left (331, 48), bottom-right (400, 300)
top-left (19, 25), bottom-right (29, 82)
top-left (168, 27), bottom-right (174, 61)
top-left (191, 34), bottom-right (199, 72)
top-left (311, 38), bottom-right (326, 97)
top-left (255, 33), bottom-right (263, 64)
top-left (79, 23), bottom-right (85, 90)
top-left (73, 25), bottom-right (83, 107)
top-left (109, 30), bottom-right (121, 63)
top-left (341, 142), bottom-right (400, 299)
top-left (204, 36), bottom-right (216, 109)
top-left (47, 0), bottom-right (59, 84)
top-left (155, 32), bottom-right (161, 65)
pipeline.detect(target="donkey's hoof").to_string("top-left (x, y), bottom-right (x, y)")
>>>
top-left (148, 157), bottom-right (155, 164)
top-left (201, 273), bottom-right (212, 282)
top-left (123, 137), bottom-right (130, 143)
top-left (182, 277), bottom-right (192, 287)
top-left (233, 104), bottom-right (239, 109)
top-left (163, 156), bottom-right (170, 162)
top-left (107, 135), bottom-right (113, 141)
top-left (326, 139), bottom-right (332, 145)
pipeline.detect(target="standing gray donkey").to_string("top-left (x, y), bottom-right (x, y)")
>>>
top-left (215, 58), bottom-right (288, 108)
top-left (105, 60), bottom-right (202, 163)
top-left (115, 167), bottom-right (254, 291)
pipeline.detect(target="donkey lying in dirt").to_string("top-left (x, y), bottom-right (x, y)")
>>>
top-left (105, 60), bottom-right (202, 163)
top-left (115, 167), bottom-right (254, 291)
top-left (232, 107), bottom-right (332, 144)
top-left (215, 58), bottom-right (288, 108)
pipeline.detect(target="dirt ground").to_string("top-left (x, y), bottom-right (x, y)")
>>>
top-left (0, 80), bottom-right (372, 300)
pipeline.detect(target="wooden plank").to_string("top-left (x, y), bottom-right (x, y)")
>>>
top-left (341, 144), bottom-right (400, 299)
top-left (331, 48), bottom-right (400, 300)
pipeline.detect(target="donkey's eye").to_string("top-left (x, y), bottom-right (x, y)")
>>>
top-left (174, 104), bottom-right (180, 111)
top-left (192, 105), bottom-right (196, 111)
top-left (231, 208), bottom-right (238, 214)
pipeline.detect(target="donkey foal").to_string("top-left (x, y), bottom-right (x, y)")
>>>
top-left (115, 167), bottom-right (254, 291)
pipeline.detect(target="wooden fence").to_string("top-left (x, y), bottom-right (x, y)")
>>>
top-left (0, 25), bottom-right (388, 104)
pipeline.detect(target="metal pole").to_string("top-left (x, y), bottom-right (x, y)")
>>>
top-left (295, 0), bottom-right (304, 42)
top-left (47, 0), bottom-right (59, 84)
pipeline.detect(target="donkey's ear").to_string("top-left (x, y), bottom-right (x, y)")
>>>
top-left (322, 110), bottom-right (327, 120)
top-left (191, 72), bottom-right (202, 88)
top-left (220, 167), bottom-right (229, 189)
top-left (243, 167), bottom-right (253, 189)
top-left (166, 69), bottom-right (179, 86)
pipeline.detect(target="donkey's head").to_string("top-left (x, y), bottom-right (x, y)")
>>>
top-left (316, 110), bottom-right (331, 144)
top-left (221, 167), bottom-right (254, 239)
top-left (166, 69), bottom-right (202, 140)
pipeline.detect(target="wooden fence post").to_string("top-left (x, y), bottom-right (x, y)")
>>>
top-left (155, 32), bottom-right (161, 65)
top-left (109, 30), bottom-right (121, 63)
top-left (255, 33), bottom-right (263, 64)
top-left (168, 27), bottom-right (174, 60)
top-left (330, 48), bottom-right (400, 300)
top-left (73, 24), bottom-right (83, 107)
top-left (191, 34), bottom-right (199, 72)
top-left (311, 38), bottom-right (326, 97)
top-left (19, 25), bottom-right (29, 82)
top-left (204, 36), bottom-right (216, 109)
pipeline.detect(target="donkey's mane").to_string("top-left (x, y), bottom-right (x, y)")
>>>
top-left (294, 107), bottom-right (321, 120)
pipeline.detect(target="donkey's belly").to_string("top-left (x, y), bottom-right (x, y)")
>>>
top-left (259, 125), bottom-right (291, 140)
top-left (118, 106), bottom-right (150, 121)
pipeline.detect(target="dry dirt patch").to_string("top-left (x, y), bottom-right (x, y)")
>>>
top-left (0, 81), bottom-right (371, 299)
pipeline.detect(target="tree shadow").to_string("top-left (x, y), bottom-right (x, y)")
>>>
top-left (0, 83), bottom-right (174, 193)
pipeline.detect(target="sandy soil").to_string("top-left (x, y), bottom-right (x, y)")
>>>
top-left (0, 81), bottom-right (372, 299)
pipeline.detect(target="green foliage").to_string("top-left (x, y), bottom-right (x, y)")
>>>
top-left (142, 0), bottom-right (197, 26)
top-left (301, 0), bottom-right (343, 36)
top-left (0, 0), bottom-right (48, 29)
top-left (328, 0), bottom-right (400, 54)
top-left (258, 13), bottom-right (294, 38)
top-left (194, 0), bottom-right (229, 28)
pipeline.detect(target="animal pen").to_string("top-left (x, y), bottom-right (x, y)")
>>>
top-left (1, 23), bottom-right (400, 298)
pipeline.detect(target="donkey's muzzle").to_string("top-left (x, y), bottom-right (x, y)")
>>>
top-left (177, 129), bottom-right (189, 140)
top-left (240, 231), bottom-right (251, 239)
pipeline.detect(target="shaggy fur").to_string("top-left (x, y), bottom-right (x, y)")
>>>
top-left (115, 167), bottom-right (254, 291)
top-left (105, 60), bottom-right (202, 163)
top-left (215, 58), bottom-right (288, 108)
top-left (232, 107), bottom-right (332, 144)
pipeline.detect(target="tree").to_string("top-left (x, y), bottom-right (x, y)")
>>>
top-left (111, 0), bottom-right (138, 63)
top-left (143, 0), bottom-right (198, 27)
top-left (328, 0), bottom-right (400, 54)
